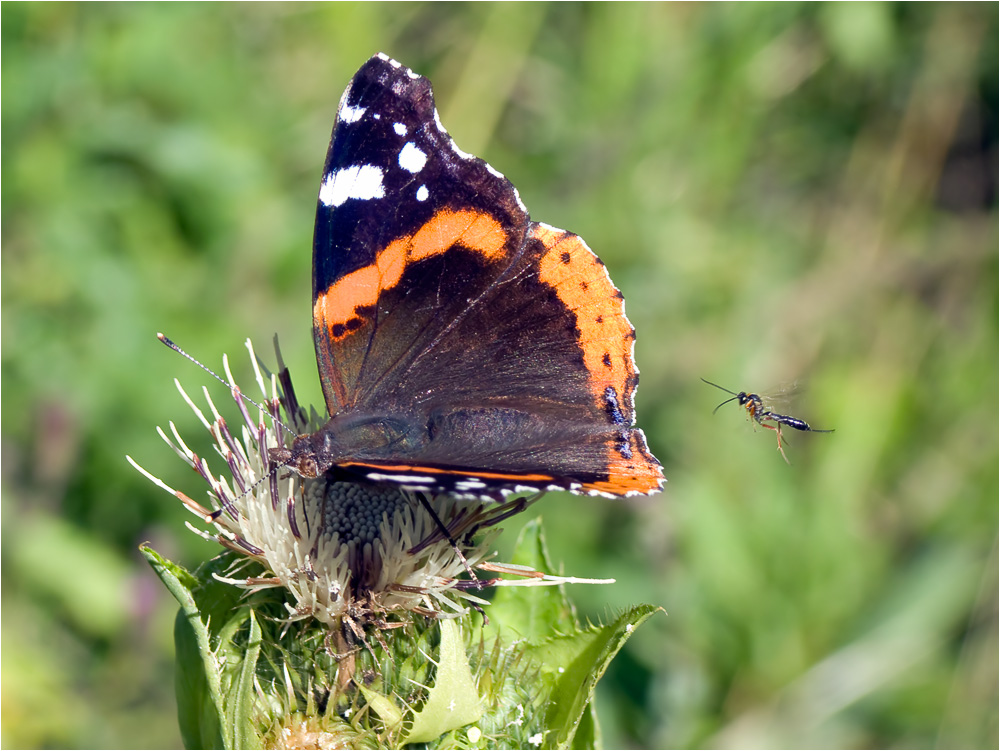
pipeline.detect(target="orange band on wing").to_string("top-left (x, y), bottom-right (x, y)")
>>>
top-left (583, 431), bottom-right (663, 495)
top-left (533, 225), bottom-right (636, 407)
top-left (315, 209), bottom-right (507, 340)
top-left (410, 209), bottom-right (507, 261)
top-left (583, 475), bottom-right (661, 495)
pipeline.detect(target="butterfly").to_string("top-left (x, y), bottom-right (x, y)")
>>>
top-left (269, 53), bottom-right (663, 499)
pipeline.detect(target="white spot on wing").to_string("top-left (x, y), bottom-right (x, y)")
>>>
top-left (340, 104), bottom-right (366, 123)
top-left (449, 139), bottom-right (473, 160)
top-left (416, 185), bottom-right (429, 201)
top-left (366, 472), bottom-right (435, 484)
top-left (512, 186), bottom-right (527, 212)
top-left (486, 163), bottom-right (505, 179)
top-left (319, 165), bottom-right (385, 207)
top-left (398, 142), bottom-right (428, 173)
top-left (393, 122), bottom-right (407, 136)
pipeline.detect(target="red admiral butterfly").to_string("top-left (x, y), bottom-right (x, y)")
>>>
top-left (269, 53), bottom-right (663, 498)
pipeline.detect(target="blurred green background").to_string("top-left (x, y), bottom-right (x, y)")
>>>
top-left (3, 3), bottom-right (996, 748)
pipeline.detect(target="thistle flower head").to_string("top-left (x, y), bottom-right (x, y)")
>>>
top-left (129, 338), bottom-right (546, 630)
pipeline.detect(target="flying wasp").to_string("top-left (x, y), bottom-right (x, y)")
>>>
top-left (701, 378), bottom-right (834, 463)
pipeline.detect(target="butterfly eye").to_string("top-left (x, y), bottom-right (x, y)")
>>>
top-left (296, 457), bottom-right (320, 478)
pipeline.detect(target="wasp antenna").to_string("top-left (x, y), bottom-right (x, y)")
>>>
top-left (157, 333), bottom-right (298, 437)
top-left (700, 377), bottom-right (738, 396)
top-left (701, 378), bottom-right (741, 414)
top-left (711, 396), bottom-right (739, 415)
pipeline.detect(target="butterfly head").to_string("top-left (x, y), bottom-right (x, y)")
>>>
top-left (268, 431), bottom-right (338, 479)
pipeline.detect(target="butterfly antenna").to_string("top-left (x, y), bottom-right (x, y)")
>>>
top-left (159, 333), bottom-right (307, 511)
top-left (157, 333), bottom-right (299, 438)
top-left (700, 378), bottom-right (740, 414)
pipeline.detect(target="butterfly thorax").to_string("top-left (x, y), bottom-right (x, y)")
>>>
top-left (271, 412), bottom-right (424, 479)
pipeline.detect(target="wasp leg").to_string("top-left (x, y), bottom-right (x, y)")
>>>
top-left (760, 421), bottom-right (791, 464)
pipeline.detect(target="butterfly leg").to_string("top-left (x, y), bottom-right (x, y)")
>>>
top-left (411, 494), bottom-right (486, 589)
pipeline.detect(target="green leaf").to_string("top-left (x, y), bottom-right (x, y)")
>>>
top-left (522, 605), bottom-right (662, 749)
top-left (187, 554), bottom-right (252, 630)
top-left (143, 547), bottom-right (266, 749)
top-left (141, 545), bottom-right (226, 750)
top-left (357, 684), bottom-right (405, 733)
top-left (402, 619), bottom-right (484, 745)
top-left (225, 610), bottom-right (263, 750)
top-left (572, 703), bottom-right (601, 750)
top-left (487, 518), bottom-right (578, 640)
